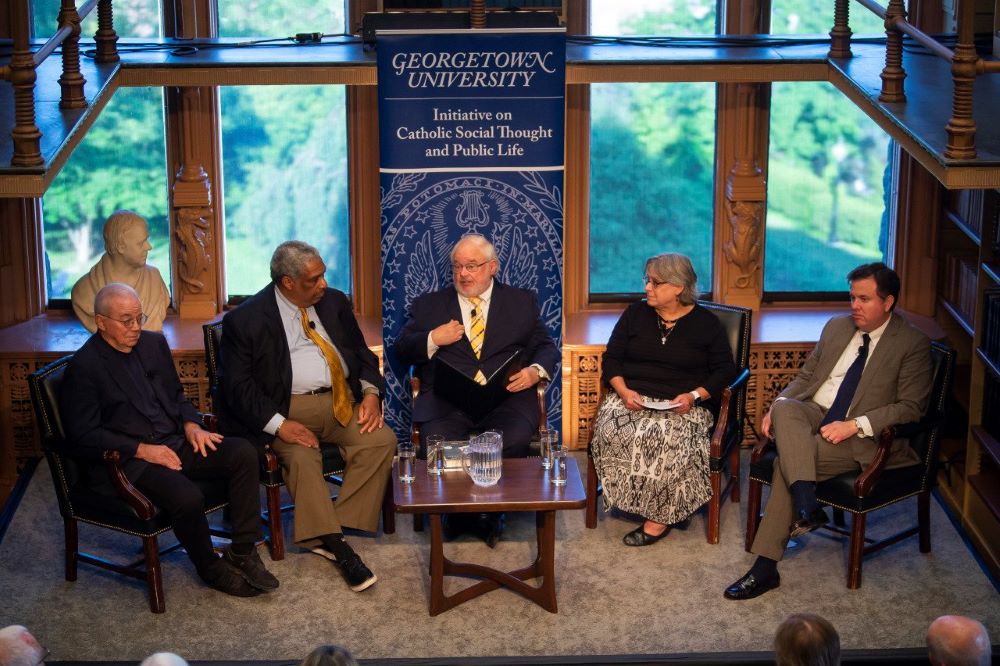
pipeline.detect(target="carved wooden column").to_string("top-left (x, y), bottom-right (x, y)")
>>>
top-left (94, 0), bottom-right (121, 64)
top-left (348, 85), bottom-right (382, 319)
top-left (162, 0), bottom-right (224, 318)
top-left (945, 0), bottom-right (978, 159)
top-left (57, 0), bottom-right (87, 109)
top-left (714, 0), bottom-right (769, 310)
top-left (879, 0), bottom-right (908, 103)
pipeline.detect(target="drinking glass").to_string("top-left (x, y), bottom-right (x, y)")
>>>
top-left (540, 430), bottom-right (558, 469)
top-left (550, 448), bottom-right (567, 486)
top-left (426, 434), bottom-right (444, 476)
top-left (397, 441), bottom-right (415, 483)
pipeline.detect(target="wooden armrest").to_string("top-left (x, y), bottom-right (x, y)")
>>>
top-left (749, 434), bottom-right (773, 464)
top-left (262, 444), bottom-right (281, 472)
top-left (102, 450), bottom-right (156, 519)
top-left (710, 368), bottom-right (750, 458)
top-left (854, 426), bottom-right (895, 497)
top-left (200, 412), bottom-right (219, 433)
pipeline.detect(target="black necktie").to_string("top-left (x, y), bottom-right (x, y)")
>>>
top-left (820, 333), bottom-right (871, 426)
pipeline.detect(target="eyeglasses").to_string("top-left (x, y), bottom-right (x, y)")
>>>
top-left (98, 312), bottom-right (149, 329)
top-left (643, 275), bottom-right (668, 287)
top-left (452, 260), bottom-right (490, 274)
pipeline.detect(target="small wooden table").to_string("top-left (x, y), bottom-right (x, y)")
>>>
top-left (391, 456), bottom-right (586, 615)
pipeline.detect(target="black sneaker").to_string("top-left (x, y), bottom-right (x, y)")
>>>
top-left (224, 546), bottom-right (279, 592)
top-left (334, 553), bottom-right (377, 592)
top-left (201, 558), bottom-right (261, 597)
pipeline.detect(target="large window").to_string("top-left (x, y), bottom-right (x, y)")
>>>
top-left (32, 0), bottom-right (161, 39)
top-left (42, 87), bottom-right (169, 300)
top-left (765, 81), bottom-right (892, 293)
top-left (772, 0), bottom-right (887, 35)
top-left (588, 1), bottom-right (718, 297)
top-left (218, 2), bottom-right (350, 298)
top-left (220, 86), bottom-right (350, 297)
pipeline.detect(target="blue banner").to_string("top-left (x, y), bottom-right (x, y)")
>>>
top-left (377, 29), bottom-right (565, 441)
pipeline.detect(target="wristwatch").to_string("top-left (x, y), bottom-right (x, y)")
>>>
top-left (689, 390), bottom-right (702, 407)
top-left (853, 417), bottom-right (865, 437)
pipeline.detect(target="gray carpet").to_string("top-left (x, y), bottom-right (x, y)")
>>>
top-left (1, 453), bottom-right (998, 662)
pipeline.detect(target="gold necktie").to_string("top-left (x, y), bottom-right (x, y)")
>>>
top-left (298, 308), bottom-right (353, 426)
top-left (468, 297), bottom-right (487, 385)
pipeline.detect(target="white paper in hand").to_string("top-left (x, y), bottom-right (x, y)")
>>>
top-left (643, 398), bottom-right (682, 411)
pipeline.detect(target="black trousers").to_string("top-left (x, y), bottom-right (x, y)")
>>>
top-left (419, 399), bottom-right (536, 458)
top-left (132, 436), bottom-right (260, 576)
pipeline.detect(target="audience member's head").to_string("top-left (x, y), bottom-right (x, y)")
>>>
top-left (139, 653), bottom-right (189, 666)
top-left (927, 615), bottom-right (991, 666)
top-left (0, 625), bottom-right (45, 666)
top-left (299, 644), bottom-right (359, 666)
top-left (774, 613), bottom-right (841, 666)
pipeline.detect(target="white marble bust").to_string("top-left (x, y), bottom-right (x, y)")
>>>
top-left (71, 210), bottom-right (170, 333)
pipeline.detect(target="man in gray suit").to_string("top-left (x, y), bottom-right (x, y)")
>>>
top-left (724, 262), bottom-right (933, 600)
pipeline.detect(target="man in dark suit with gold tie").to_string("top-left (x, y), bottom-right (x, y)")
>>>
top-left (724, 263), bottom-right (933, 599)
top-left (217, 241), bottom-right (395, 592)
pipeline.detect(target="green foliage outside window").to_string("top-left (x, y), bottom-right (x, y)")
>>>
top-left (589, 2), bottom-right (717, 295)
top-left (219, 2), bottom-right (350, 297)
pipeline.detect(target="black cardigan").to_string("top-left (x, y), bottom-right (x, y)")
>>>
top-left (600, 301), bottom-right (737, 402)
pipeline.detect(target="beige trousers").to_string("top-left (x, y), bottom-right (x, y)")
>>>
top-left (271, 393), bottom-right (396, 545)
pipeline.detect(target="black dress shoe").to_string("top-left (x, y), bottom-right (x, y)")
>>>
top-left (790, 507), bottom-right (829, 537)
top-left (723, 571), bottom-right (780, 600)
top-left (201, 558), bottom-right (262, 598)
top-left (622, 524), bottom-right (670, 547)
top-left (224, 546), bottom-right (279, 592)
top-left (477, 512), bottom-right (504, 548)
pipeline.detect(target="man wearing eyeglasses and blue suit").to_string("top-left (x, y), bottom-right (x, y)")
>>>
top-left (395, 234), bottom-right (560, 544)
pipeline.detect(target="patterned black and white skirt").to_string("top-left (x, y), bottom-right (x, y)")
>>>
top-left (591, 392), bottom-right (714, 525)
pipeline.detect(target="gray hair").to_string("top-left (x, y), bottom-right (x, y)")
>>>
top-left (299, 645), bottom-right (359, 666)
top-left (94, 283), bottom-right (141, 317)
top-left (102, 210), bottom-right (147, 255)
top-left (450, 234), bottom-right (498, 264)
top-left (645, 253), bottom-right (698, 305)
top-left (927, 616), bottom-right (991, 666)
top-left (0, 625), bottom-right (45, 666)
top-left (270, 241), bottom-right (322, 284)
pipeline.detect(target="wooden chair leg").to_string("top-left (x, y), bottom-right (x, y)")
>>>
top-left (847, 512), bottom-right (866, 589)
top-left (585, 453), bottom-right (598, 528)
top-left (728, 444), bottom-right (740, 502)
top-left (382, 479), bottom-right (396, 535)
top-left (64, 518), bottom-right (79, 581)
top-left (707, 469), bottom-right (721, 544)
top-left (918, 490), bottom-right (931, 553)
top-left (745, 479), bottom-right (763, 552)
top-left (142, 535), bottom-right (165, 613)
top-left (265, 485), bottom-right (285, 561)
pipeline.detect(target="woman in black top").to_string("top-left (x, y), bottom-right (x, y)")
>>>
top-left (591, 253), bottom-right (737, 546)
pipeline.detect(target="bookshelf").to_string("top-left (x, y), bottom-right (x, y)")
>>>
top-left (937, 187), bottom-right (1000, 578)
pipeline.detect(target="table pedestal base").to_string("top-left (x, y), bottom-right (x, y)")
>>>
top-left (427, 511), bottom-right (557, 615)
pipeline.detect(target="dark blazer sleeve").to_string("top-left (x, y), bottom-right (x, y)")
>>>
top-left (220, 305), bottom-right (285, 434)
top-left (146, 333), bottom-right (200, 426)
top-left (318, 289), bottom-right (385, 394)
top-left (395, 293), bottom-right (435, 367)
top-left (523, 290), bottom-right (560, 376)
top-left (61, 346), bottom-right (142, 458)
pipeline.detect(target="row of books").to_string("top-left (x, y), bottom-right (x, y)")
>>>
top-left (981, 288), bottom-right (1000, 370)
top-left (946, 189), bottom-right (1000, 245)
top-left (981, 373), bottom-right (1000, 441)
top-left (943, 251), bottom-right (978, 327)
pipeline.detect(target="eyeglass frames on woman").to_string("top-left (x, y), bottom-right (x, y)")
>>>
top-left (97, 312), bottom-right (150, 329)
top-left (643, 275), bottom-right (668, 288)
top-left (452, 260), bottom-right (490, 274)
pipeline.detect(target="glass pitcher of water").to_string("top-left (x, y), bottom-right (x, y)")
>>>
top-left (461, 431), bottom-right (502, 487)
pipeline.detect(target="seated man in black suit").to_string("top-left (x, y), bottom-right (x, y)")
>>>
top-left (217, 241), bottom-right (395, 592)
top-left (394, 233), bottom-right (560, 544)
top-left (60, 284), bottom-right (277, 598)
